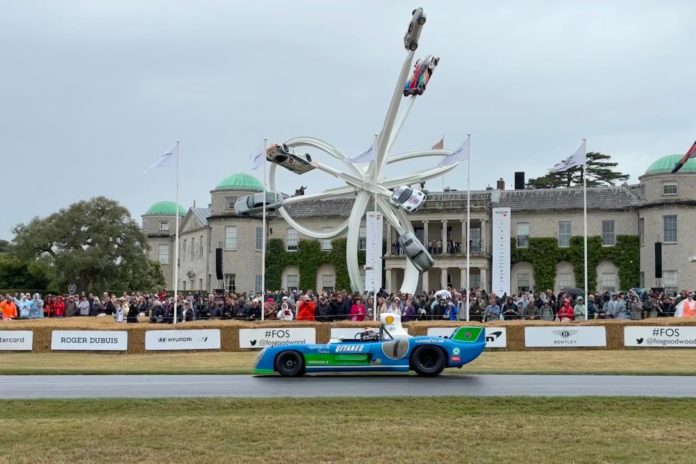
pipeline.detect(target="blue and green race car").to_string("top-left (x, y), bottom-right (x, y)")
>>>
top-left (254, 323), bottom-right (485, 377)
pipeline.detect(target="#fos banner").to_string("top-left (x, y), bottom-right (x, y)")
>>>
top-left (51, 330), bottom-right (128, 351)
top-left (239, 328), bottom-right (316, 349)
top-left (524, 326), bottom-right (606, 348)
top-left (0, 331), bottom-right (33, 351)
top-left (145, 329), bottom-right (221, 351)
top-left (427, 327), bottom-right (507, 348)
top-left (492, 207), bottom-right (511, 296)
top-left (365, 211), bottom-right (384, 293)
top-left (624, 327), bottom-right (696, 347)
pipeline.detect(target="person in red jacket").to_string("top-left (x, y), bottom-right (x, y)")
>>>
top-left (349, 295), bottom-right (367, 321)
top-left (1, 296), bottom-right (17, 320)
top-left (557, 297), bottom-right (575, 322)
top-left (296, 294), bottom-right (316, 321)
top-left (52, 296), bottom-right (65, 317)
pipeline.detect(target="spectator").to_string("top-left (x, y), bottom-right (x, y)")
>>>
top-left (264, 298), bottom-right (277, 320)
top-left (586, 295), bottom-right (597, 319)
top-left (501, 297), bottom-right (519, 320)
top-left (557, 298), bottom-right (575, 322)
top-left (77, 295), bottom-right (90, 316)
top-left (573, 297), bottom-right (586, 320)
top-left (53, 296), bottom-right (65, 317)
top-left (676, 292), bottom-right (696, 318)
top-left (91, 296), bottom-right (103, 316)
top-left (627, 292), bottom-right (643, 320)
top-left (349, 295), bottom-right (366, 321)
top-left (114, 298), bottom-right (125, 323)
top-left (526, 302), bottom-right (541, 320)
top-left (609, 293), bottom-right (629, 320)
top-left (468, 297), bottom-right (484, 322)
top-left (296, 294), bottom-right (316, 321)
top-left (277, 297), bottom-right (294, 320)
top-left (402, 297), bottom-right (417, 322)
top-left (30, 293), bottom-right (44, 319)
top-left (1, 296), bottom-right (17, 320)
top-left (445, 299), bottom-right (459, 320)
top-left (540, 301), bottom-right (555, 321)
top-left (483, 295), bottom-right (501, 322)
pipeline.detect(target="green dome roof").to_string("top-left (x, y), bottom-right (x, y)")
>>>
top-left (645, 154), bottom-right (696, 175)
top-left (145, 201), bottom-right (186, 216)
top-left (215, 173), bottom-right (263, 191)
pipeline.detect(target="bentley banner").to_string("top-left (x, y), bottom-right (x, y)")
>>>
top-left (524, 326), bottom-right (606, 348)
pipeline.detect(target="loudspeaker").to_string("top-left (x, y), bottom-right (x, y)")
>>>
top-left (514, 172), bottom-right (525, 190)
top-left (654, 242), bottom-right (662, 279)
top-left (215, 248), bottom-right (223, 280)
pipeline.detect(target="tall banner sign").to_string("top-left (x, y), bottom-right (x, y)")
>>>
top-left (365, 211), bottom-right (384, 293)
top-left (492, 207), bottom-right (511, 296)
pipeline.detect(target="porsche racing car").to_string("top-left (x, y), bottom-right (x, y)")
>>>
top-left (254, 315), bottom-right (485, 377)
top-left (404, 55), bottom-right (439, 96)
top-left (266, 143), bottom-right (316, 174)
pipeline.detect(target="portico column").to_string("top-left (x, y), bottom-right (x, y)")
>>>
top-left (480, 267), bottom-right (488, 293)
top-left (461, 219), bottom-right (466, 255)
top-left (460, 267), bottom-right (467, 291)
top-left (481, 219), bottom-right (488, 253)
top-left (423, 220), bottom-right (429, 250)
top-left (441, 220), bottom-right (448, 254)
top-left (440, 267), bottom-right (448, 289)
top-left (422, 269), bottom-right (430, 293)
top-left (385, 269), bottom-right (392, 292)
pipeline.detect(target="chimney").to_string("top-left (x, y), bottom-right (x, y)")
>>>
top-left (496, 177), bottom-right (505, 190)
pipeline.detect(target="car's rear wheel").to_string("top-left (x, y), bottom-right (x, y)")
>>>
top-left (275, 351), bottom-right (305, 377)
top-left (411, 345), bottom-right (446, 376)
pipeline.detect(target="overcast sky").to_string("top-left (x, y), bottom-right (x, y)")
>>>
top-left (2, 1), bottom-right (695, 240)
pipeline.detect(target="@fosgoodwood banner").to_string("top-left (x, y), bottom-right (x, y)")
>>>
top-left (145, 329), bottom-right (221, 351)
top-left (427, 327), bottom-right (507, 349)
top-left (51, 330), bottom-right (128, 351)
top-left (239, 328), bottom-right (316, 349)
top-left (524, 326), bottom-right (606, 348)
top-left (0, 331), bottom-right (33, 351)
top-left (624, 326), bottom-right (696, 348)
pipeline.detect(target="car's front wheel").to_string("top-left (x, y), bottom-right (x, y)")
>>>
top-left (275, 351), bottom-right (305, 377)
top-left (411, 345), bottom-right (446, 376)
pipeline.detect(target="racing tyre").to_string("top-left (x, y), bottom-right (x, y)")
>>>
top-left (275, 351), bottom-right (305, 377)
top-left (411, 346), bottom-right (446, 376)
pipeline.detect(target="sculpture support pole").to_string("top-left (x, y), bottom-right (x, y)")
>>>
top-left (346, 191), bottom-right (371, 293)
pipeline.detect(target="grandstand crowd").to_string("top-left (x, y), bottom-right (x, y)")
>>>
top-left (2, 287), bottom-right (695, 322)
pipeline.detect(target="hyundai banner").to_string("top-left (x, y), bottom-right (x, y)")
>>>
top-left (145, 329), bottom-right (221, 351)
top-left (624, 326), bottom-right (696, 348)
top-left (524, 326), bottom-right (606, 348)
top-left (51, 330), bottom-right (128, 351)
top-left (239, 328), bottom-right (316, 349)
top-left (0, 331), bottom-right (33, 351)
top-left (427, 327), bottom-right (507, 348)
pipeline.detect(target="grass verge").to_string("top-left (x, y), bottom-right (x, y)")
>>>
top-left (1, 397), bottom-right (694, 464)
top-left (1, 350), bottom-right (695, 375)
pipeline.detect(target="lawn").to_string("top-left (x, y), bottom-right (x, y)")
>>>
top-left (0, 397), bottom-right (694, 464)
top-left (1, 349), bottom-right (695, 375)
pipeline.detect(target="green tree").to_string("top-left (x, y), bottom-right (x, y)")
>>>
top-left (12, 196), bottom-right (164, 293)
top-left (0, 255), bottom-right (52, 291)
top-left (527, 152), bottom-right (629, 188)
top-left (0, 239), bottom-right (10, 254)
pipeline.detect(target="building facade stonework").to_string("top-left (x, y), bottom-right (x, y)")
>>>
top-left (143, 154), bottom-right (696, 295)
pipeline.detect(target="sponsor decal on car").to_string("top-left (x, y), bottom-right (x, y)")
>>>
top-left (335, 344), bottom-right (365, 353)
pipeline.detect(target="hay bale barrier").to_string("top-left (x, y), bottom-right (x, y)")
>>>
top-left (2, 317), bottom-right (696, 353)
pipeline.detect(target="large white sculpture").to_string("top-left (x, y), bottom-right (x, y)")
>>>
top-left (267, 8), bottom-right (463, 294)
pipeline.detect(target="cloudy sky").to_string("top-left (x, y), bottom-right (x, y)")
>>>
top-left (2, 0), bottom-right (694, 240)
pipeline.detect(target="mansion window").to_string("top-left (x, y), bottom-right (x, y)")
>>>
top-left (255, 275), bottom-right (262, 294)
top-left (639, 218), bottom-right (644, 246)
top-left (662, 183), bottom-right (678, 196)
top-left (287, 228), bottom-right (299, 251)
top-left (517, 273), bottom-right (531, 293)
top-left (663, 215), bottom-right (677, 243)
top-left (558, 221), bottom-right (571, 248)
top-left (321, 227), bottom-right (333, 251)
top-left (256, 227), bottom-right (263, 251)
top-left (516, 223), bottom-right (529, 248)
top-left (159, 221), bottom-right (169, 231)
top-left (225, 226), bottom-right (237, 250)
top-left (322, 274), bottom-right (335, 293)
top-left (286, 274), bottom-right (299, 291)
top-left (224, 274), bottom-right (236, 293)
top-left (601, 220), bottom-right (615, 246)
top-left (663, 271), bottom-right (678, 293)
top-left (158, 244), bottom-right (169, 265)
top-left (599, 272), bottom-right (617, 293)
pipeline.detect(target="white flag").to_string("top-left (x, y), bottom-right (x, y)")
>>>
top-left (438, 138), bottom-right (469, 167)
top-left (347, 143), bottom-right (375, 163)
top-left (548, 141), bottom-right (586, 173)
top-left (144, 143), bottom-right (178, 173)
top-left (250, 147), bottom-right (264, 171)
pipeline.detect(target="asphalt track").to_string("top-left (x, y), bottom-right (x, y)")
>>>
top-left (2, 374), bottom-right (696, 399)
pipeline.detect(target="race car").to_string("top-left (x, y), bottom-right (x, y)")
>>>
top-left (254, 313), bottom-right (484, 377)
top-left (403, 55), bottom-right (439, 96)
top-left (404, 7), bottom-right (426, 51)
top-left (234, 191), bottom-right (284, 215)
top-left (266, 143), bottom-right (316, 175)
top-left (398, 232), bottom-right (434, 273)
top-left (390, 185), bottom-right (426, 212)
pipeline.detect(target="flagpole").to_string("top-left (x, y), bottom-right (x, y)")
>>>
top-left (261, 139), bottom-right (267, 320)
top-left (582, 138), bottom-right (588, 321)
top-left (173, 141), bottom-right (180, 325)
top-left (465, 134), bottom-right (471, 322)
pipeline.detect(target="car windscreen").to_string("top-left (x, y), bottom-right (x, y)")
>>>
top-left (397, 188), bottom-right (412, 203)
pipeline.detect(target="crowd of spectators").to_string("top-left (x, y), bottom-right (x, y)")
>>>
top-left (2, 286), bottom-right (695, 323)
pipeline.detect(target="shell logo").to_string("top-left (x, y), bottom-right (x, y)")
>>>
top-left (385, 315), bottom-right (395, 325)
